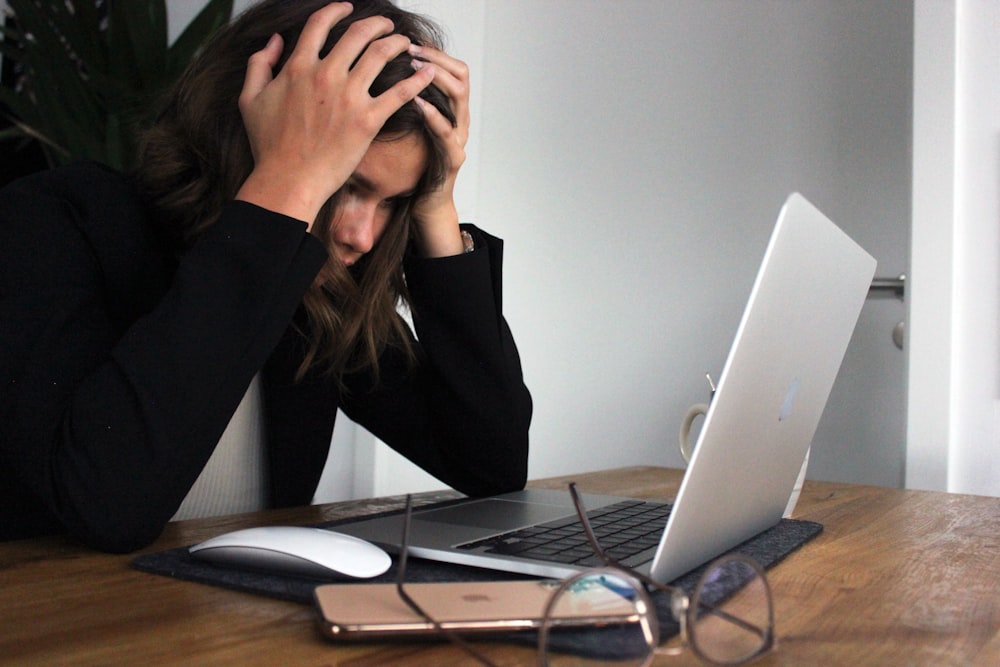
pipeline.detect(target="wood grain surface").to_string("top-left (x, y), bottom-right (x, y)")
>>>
top-left (2, 467), bottom-right (997, 665)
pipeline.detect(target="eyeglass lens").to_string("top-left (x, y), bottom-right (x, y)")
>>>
top-left (540, 557), bottom-right (771, 666)
top-left (688, 556), bottom-right (773, 665)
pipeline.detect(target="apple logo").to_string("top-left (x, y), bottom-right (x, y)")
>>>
top-left (779, 378), bottom-right (800, 422)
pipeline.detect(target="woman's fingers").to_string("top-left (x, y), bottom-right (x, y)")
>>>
top-left (239, 33), bottom-right (283, 113)
top-left (237, 4), bottom-right (446, 226)
top-left (410, 44), bottom-right (469, 144)
top-left (293, 1), bottom-right (355, 60)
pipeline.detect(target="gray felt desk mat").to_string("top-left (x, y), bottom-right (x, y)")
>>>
top-left (132, 503), bottom-right (822, 656)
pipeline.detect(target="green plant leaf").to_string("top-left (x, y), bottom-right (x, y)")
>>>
top-left (1, 2), bottom-right (98, 159)
top-left (109, 1), bottom-right (169, 92)
top-left (54, 0), bottom-right (109, 78)
top-left (0, 85), bottom-right (34, 123)
top-left (0, 125), bottom-right (30, 142)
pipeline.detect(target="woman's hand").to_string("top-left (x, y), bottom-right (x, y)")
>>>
top-left (408, 44), bottom-right (471, 258)
top-left (235, 3), bottom-right (436, 230)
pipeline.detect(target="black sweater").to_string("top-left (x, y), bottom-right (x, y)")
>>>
top-left (0, 162), bottom-right (531, 552)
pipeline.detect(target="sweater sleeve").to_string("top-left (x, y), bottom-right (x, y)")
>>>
top-left (0, 165), bottom-right (327, 552)
top-left (338, 225), bottom-right (532, 497)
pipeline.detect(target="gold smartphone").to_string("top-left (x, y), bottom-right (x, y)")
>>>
top-left (313, 579), bottom-right (638, 640)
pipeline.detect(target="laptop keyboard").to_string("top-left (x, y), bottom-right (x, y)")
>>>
top-left (455, 499), bottom-right (672, 569)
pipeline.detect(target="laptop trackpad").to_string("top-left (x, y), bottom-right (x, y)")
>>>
top-left (414, 499), bottom-right (572, 531)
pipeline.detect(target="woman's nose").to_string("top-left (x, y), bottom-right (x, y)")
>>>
top-left (339, 203), bottom-right (377, 255)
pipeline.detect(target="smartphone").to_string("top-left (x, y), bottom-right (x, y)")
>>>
top-left (313, 579), bottom-right (638, 640)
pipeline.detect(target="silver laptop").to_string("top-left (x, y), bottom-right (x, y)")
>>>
top-left (338, 192), bottom-right (877, 583)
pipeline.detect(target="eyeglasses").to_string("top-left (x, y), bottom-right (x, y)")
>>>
top-left (394, 485), bottom-right (775, 666)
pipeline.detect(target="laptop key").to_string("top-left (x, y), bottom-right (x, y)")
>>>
top-left (621, 547), bottom-right (658, 570)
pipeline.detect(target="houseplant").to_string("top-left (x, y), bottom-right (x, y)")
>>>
top-left (0, 0), bottom-right (233, 173)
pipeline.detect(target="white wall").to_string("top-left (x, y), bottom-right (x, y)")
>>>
top-left (368, 0), bottom-right (914, 495)
top-left (908, 0), bottom-right (1000, 496)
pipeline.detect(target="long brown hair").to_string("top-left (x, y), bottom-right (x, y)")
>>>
top-left (137, 0), bottom-right (456, 385)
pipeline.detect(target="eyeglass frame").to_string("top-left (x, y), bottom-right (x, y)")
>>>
top-left (536, 482), bottom-right (775, 666)
top-left (392, 485), bottom-right (775, 666)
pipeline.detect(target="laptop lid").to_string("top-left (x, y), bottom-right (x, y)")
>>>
top-left (647, 191), bottom-right (875, 581)
top-left (336, 192), bottom-right (876, 583)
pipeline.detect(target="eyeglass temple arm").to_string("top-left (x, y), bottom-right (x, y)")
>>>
top-left (395, 496), bottom-right (414, 587)
top-left (567, 483), bottom-right (615, 565)
top-left (395, 495), bottom-right (501, 667)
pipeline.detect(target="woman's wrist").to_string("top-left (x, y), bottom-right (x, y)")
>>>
top-left (412, 205), bottom-right (465, 257)
top-left (235, 170), bottom-right (329, 231)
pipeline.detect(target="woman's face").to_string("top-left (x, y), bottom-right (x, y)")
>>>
top-left (327, 134), bottom-right (428, 267)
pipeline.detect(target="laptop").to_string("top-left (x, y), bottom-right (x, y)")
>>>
top-left (338, 192), bottom-right (877, 584)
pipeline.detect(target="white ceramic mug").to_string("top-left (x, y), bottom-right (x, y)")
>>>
top-left (783, 448), bottom-right (810, 517)
top-left (678, 402), bottom-right (810, 518)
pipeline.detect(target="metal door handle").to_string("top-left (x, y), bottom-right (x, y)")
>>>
top-left (869, 274), bottom-right (905, 299)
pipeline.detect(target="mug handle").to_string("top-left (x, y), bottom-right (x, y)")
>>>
top-left (678, 403), bottom-right (709, 463)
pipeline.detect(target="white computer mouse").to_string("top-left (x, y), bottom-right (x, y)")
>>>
top-left (188, 526), bottom-right (392, 579)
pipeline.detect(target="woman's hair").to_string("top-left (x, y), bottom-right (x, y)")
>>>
top-left (136, 0), bottom-right (456, 385)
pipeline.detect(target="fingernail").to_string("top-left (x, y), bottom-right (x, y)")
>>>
top-left (410, 58), bottom-right (424, 71)
top-left (408, 43), bottom-right (423, 55)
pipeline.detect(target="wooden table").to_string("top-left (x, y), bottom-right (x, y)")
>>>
top-left (2, 466), bottom-right (998, 665)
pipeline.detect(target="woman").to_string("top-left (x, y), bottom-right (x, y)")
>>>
top-left (0, 0), bottom-right (531, 552)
